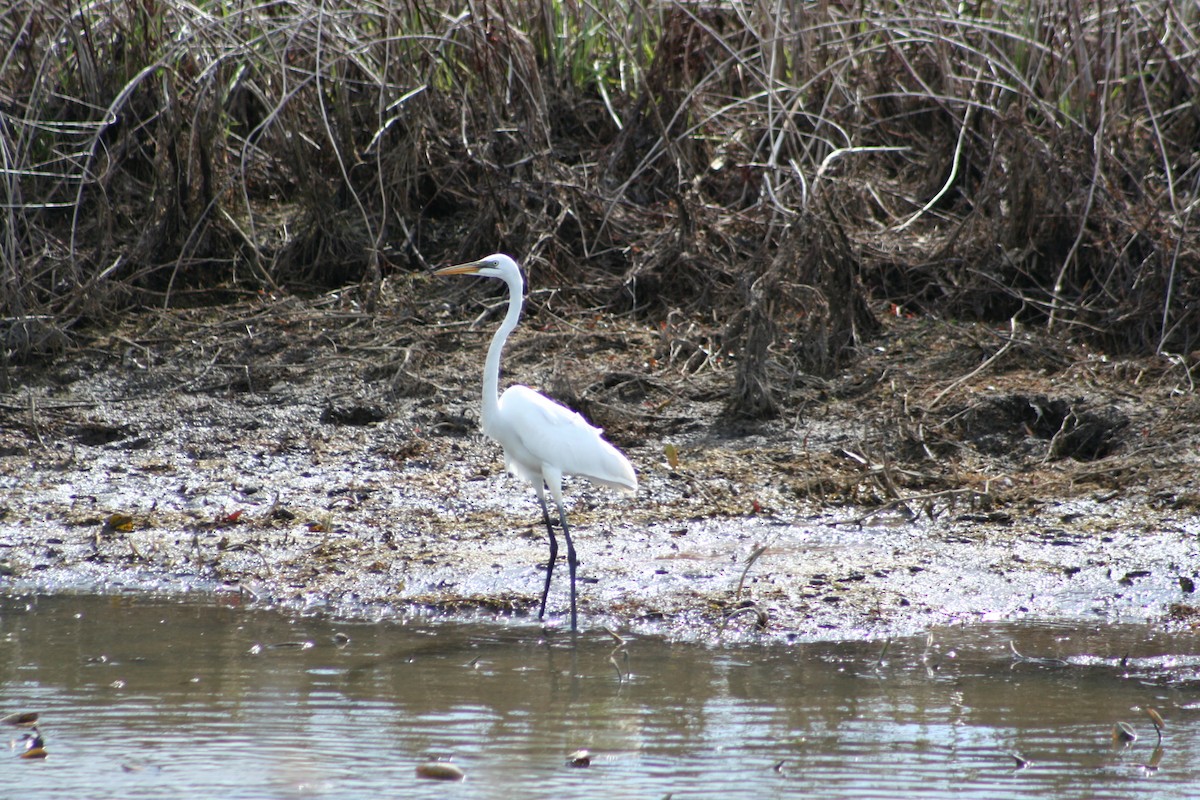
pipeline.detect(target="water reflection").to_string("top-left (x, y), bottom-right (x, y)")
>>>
top-left (3, 593), bottom-right (1198, 799)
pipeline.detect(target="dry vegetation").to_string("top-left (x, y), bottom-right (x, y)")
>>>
top-left (4, 2), bottom-right (1200, 633)
top-left (3, 0), bottom-right (1199, 413)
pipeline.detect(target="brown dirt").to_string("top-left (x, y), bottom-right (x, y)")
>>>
top-left (2, 283), bottom-right (1199, 641)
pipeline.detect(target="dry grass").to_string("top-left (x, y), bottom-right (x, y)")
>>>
top-left (3, 1), bottom-right (1198, 414)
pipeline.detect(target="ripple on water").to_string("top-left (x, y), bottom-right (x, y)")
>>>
top-left (2, 593), bottom-right (1198, 799)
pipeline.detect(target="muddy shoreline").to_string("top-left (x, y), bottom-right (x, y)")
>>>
top-left (3, 292), bottom-right (1198, 641)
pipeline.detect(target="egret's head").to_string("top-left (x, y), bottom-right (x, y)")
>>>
top-left (434, 253), bottom-right (521, 282)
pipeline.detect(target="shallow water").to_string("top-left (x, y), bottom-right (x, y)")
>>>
top-left (3, 593), bottom-right (1198, 799)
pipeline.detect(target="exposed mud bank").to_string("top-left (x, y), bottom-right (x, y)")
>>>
top-left (2, 293), bottom-right (1198, 641)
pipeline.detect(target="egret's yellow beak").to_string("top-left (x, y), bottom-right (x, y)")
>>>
top-left (434, 261), bottom-right (485, 276)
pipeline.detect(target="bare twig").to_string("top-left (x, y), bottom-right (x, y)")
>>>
top-left (926, 318), bottom-right (1018, 410)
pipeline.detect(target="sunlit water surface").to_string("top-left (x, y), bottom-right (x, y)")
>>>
top-left (3, 593), bottom-right (1199, 799)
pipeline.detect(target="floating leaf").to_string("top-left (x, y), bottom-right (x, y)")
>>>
top-left (416, 762), bottom-right (465, 781)
top-left (1, 712), bottom-right (38, 726)
top-left (17, 729), bottom-right (47, 758)
top-left (1144, 706), bottom-right (1165, 732)
top-left (1113, 721), bottom-right (1137, 744)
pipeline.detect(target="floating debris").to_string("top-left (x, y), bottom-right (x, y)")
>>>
top-left (1, 712), bottom-right (38, 727)
top-left (1008, 641), bottom-right (1068, 666)
top-left (416, 762), bottom-right (465, 781)
top-left (1112, 721), bottom-right (1138, 744)
top-left (1144, 706), bottom-right (1165, 744)
top-left (16, 728), bottom-right (47, 759)
top-left (606, 628), bottom-right (630, 682)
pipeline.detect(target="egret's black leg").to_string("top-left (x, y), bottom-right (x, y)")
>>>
top-left (537, 493), bottom-right (557, 619)
top-left (557, 505), bottom-right (578, 632)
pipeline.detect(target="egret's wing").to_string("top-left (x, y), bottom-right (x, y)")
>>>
top-left (498, 385), bottom-right (637, 493)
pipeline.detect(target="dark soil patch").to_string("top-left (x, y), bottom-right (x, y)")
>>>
top-left (955, 394), bottom-right (1129, 461)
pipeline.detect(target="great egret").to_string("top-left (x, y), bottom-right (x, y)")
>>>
top-left (435, 254), bottom-right (637, 632)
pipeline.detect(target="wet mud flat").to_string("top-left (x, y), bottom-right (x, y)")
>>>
top-left (2, 292), bottom-right (1199, 642)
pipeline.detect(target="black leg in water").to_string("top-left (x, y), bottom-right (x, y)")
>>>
top-left (558, 507), bottom-right (578, 632)
top-left (537, 496), bottom-right (557, 621)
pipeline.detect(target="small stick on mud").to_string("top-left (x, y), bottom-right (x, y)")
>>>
top-left (926, 317), bottom-right (1018, 410)
top-left (221, 542), bottom-right (273, 579)
top-left (735, 544), bottom-right (769, 601)
top-left (718, 601), bottom-right (769, 635)
top-left (836, 488), bottom-right (991, 527)
top-left (27, 392), bottom-right (45, 449)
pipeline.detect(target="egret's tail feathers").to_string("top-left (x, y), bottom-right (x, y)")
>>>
top-left (585, 443), bottom-right (638, 495)
top-left (592, 473), bottom-right (638, 495)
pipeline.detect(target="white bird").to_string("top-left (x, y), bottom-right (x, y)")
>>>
top-left (435, 254), bottom-right (637, 631)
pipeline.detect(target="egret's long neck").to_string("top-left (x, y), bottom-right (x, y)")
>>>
top-left (481, 272), bottom-right (524, 430)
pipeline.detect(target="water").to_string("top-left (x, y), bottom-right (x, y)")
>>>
top-left (3, 593), bottom-right (1198, 799)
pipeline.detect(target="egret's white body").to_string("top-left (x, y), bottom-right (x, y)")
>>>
top-left (435, 254), bottom-right (637, 631)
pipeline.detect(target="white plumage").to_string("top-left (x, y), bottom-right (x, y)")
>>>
top-left (435, 253), bottom-right (636, 631)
